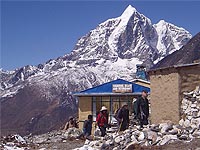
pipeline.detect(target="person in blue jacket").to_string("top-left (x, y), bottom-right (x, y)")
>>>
top-left (83, 115), bottom-right (93, 139)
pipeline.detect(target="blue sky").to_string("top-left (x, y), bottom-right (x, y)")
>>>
top-left (1, 1), bottom-right (200, 70)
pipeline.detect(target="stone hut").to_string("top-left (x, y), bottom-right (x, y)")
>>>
top-left (74, 79), bottom-right (150, 132)
top-left (148, 63), bottom-right (200, 124)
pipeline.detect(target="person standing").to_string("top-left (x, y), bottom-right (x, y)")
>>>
top-left (96, 106), bottom-right (109, 137)
top-left (116, 102), bottom-right (129, 131)
top-left (83, 115), bottom-right (93, 139)
top-left (135, 90), bottom-right (149, 128)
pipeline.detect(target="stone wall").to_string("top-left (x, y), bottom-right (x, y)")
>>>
top-left (179, 65), bottom-right (200, 99)
top-left (150, 69), bottom-right (180, 124)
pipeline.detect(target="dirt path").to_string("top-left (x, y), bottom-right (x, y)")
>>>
top-left (30, 139), bottom-right (85, 150)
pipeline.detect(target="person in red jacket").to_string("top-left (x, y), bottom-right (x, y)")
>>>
top-left (96, 106), bottom-right (109, 137)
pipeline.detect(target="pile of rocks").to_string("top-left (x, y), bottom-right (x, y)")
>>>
top-left (75, 86), bottom-right (200, 150)
top-left (26, 127), bottom-right (83, 144)
top-left (179, 86), bottom-right (200, 133)
top-left (0, 134), bottom-right (29, 150)
top-left (1, 128), bottom-right (83, 150)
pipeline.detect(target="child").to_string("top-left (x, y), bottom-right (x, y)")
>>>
top-left (83, 115), bottom-right (93, 139)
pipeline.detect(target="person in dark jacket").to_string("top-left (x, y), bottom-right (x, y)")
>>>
top-left (83, 115), bottom-right (93, 139)
top-left (135, 90), bottom-right (149, 128)
top-left (116, 102), bottom-right (129, 131)
top-left (96, 106), bottom-right (109, 137)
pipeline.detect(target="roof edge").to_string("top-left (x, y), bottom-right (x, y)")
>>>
top-left (149, 62), bottom-right (200, 73)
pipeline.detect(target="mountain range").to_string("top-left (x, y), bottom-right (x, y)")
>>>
top-left (0, 5), bottom-right (192, 135)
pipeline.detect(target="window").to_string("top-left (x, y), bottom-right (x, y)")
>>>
top-left (92, 96), bottom-right (135, 124)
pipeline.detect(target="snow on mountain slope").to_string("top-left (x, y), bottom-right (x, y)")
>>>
top-left (108, 5), bottom-right (136, 51)
top-left (153, 20), bottom-right (191, 63)
top-left (0, 5), bottom-right (192, 135)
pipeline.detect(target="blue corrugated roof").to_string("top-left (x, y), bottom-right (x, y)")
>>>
top-left (75, 79), bottom-right (150, 96)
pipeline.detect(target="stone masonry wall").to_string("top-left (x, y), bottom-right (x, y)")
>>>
top-left (150, 69), bottom-right (180, 124)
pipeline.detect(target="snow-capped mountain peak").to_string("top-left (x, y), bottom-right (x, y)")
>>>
top-left (120, 5), bottom-right (136, 19)
top-left (153, 19), bottom-right (192, 63)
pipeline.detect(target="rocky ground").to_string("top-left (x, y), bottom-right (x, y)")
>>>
top-left (1, 86), bottom-right (200, 150)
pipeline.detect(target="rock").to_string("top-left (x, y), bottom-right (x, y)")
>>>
top-left (178, 134), bottom-right (188, 140)
top-left (191, 124), bottom-right (197, 130)
top-left (76, 145), bottom-right (93, 150)
top-left (113, 147), bottom-right (119, 150)
top-left (105, 139), bottom-right (114, 146)
top-left (131, 135), bottom-right (138, 142)
top-left (138, 132), bottom-right (145, 141)
top-left (191, 104), bottom-right (197, 108)
top-left (168, 129), bottom-right (178, 135)
top-left (159, 123), bottom-right (173, 133)
top-left (107, 127), bottom-right (116, 133)
top-left (93, 141), bottom-right (104, 149)
top-left (187, 116), bottom-right (193, 120)
top-left (183, 119), bottom-right (191, 128)
top-left (182, 105), bottom-right (188, 110)
top-left (159, 135), bottom-right (177, 145)
top-left (179, 119), bottom-right (184, 126)
top-left (197, 111), bottom-right (200, 117)
top-left (94, 128), bottom-right (101, 137)
top-left (191, 97), bottom-right (197, 102)
top-left (147, 131), bottom-right (157, 143)
top-left (67, 128), bottom-right (83, 139)
top-left (124, 138), bottom-right (131, 145)
top-left (184, 91), bottom-right (194, 97)
top-left (84, 139), bottom-right (90, 145)
top-left (125, 141), bottom-right (139, 149)
top-left (191, 108), bottom-right (198, 112)
top-left (114, 135), bottom-right (125, 144)
top-left (150, 128), bottom-right (159, 133)
top-left (185, 107), bottom-right (191, 114)
top-left (182, 98), bottom-right (188, 105)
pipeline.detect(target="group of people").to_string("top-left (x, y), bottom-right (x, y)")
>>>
top-left (64, 90), bottom-right (149, 138)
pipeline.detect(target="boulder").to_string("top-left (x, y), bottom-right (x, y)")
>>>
top-left (178, 134), bottom-right (188, 140)
top-left (179, 119), bottom-right (184, 126)
top-left (191, 104), bottom-right (197, 108)
top-left (159, 135), bottom-right (177, 145)
top-left (131, 135), bottom-right (138, 143)
top-left (159, 122), bottom-right (173, 133)
top-left (147, 131), bottom-right (157, 143)
top-left (168, 128), bottom-right (178, 135)
top-left (138, 132), bottom-right (145, 141)
top-left (114, 135), bottom-right (125, 144)
top-left (183, 119), bottom-right (191, 128)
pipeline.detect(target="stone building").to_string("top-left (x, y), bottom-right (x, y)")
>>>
top-left (148, 63), bottom-right (200, 124)
top-left (74, 79), bottom-right (150, 130)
